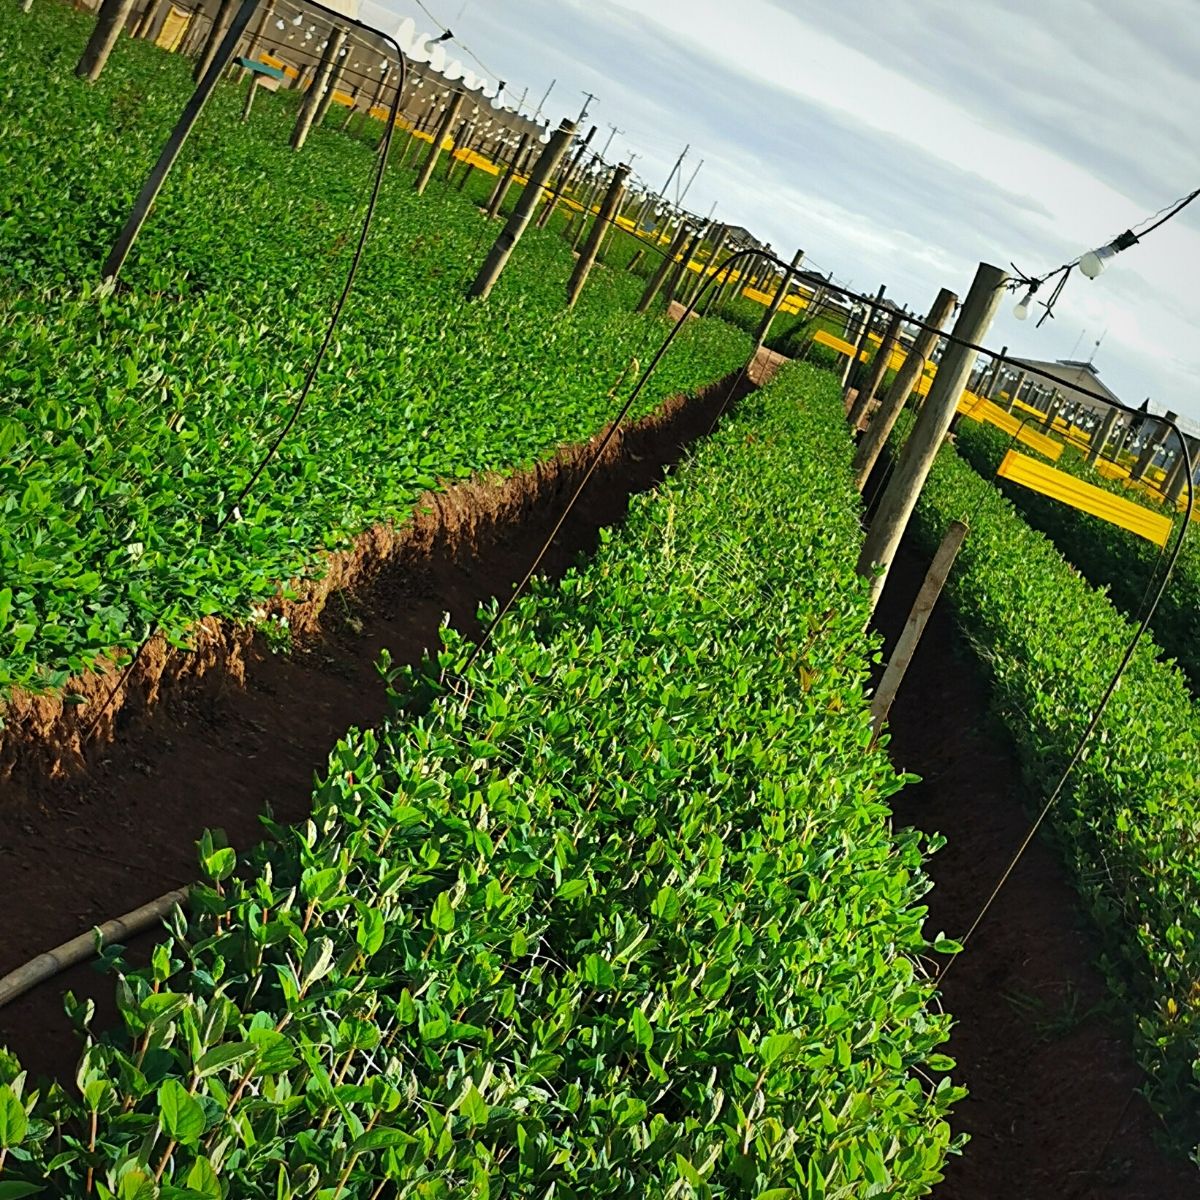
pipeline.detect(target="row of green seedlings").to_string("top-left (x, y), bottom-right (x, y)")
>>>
top-left (0, 364), bottom-right (964, 1197)
top-left (902, 409), bottom-right (1200, 1160)
top-left (0, 5), bottom-right (751, 697)
top-left (953, 417), bottom-right (1200, 692)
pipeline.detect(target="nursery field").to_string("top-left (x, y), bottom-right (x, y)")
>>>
top-left (0, 364), bottom-right (966, 1196)
top-left (0, 4), bottom-right (748, 703)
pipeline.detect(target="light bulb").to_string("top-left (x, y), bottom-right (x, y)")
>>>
top-left (275, 17), bottom-right (284, 28)
top-left (1013, 293), bottom-right (1032, 321)
top-left (1079, 245), bottom-right (1116, 279)
top-left (291, 12), bottom-right (302, 24)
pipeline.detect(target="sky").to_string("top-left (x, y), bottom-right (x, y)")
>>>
top-left (362, 0), bottom-right (1199, 421)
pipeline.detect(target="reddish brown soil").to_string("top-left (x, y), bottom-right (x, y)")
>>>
top-left (0, 369), bottom-right (754, 1080)
top-left (875, 537), bottom-right (1198, 1199)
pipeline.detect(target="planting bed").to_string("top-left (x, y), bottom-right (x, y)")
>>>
top-left (0, 4), bottom-right (748, 760)
top-left (0, 364), bottom-right (963, 1196)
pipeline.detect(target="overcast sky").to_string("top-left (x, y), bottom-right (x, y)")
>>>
top-left (364, 0), bottom-right (1199, 420)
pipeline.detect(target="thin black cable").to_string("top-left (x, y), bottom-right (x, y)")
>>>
top-left (82, 22), bottom-right (409, 743)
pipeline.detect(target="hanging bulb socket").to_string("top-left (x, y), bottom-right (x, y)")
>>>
top-left (1080, 228), bottom-right (1139, 278)
top-left (1013, 281), bottom-right (1038, 321)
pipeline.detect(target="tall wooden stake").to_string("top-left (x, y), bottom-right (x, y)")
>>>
top-left (858, 262), bottom-right (1007, 612)
top-left (75, 0), bottom-right (139, 81)
top-left (847, 306), bottom-right (903, 429)
top-left (193, 0), bottom-right (236, 82)
top-left (486, 132), bottom-right (530, 218)
top-left (636, 222), bottom-right (691, 314)
top-left (852, 286), bottom-right (956, 491)
top-left (101, 0), bottom-right (259, 277)
top-left (414, 90), bottom-right (464, 194)
top-left (870, 521), bottom-right (968, 734)
top-left (754, 248), bottom-right (804, 348)
top-left (467, 118), bottom-right (576, 300)
top-left (842, 284), bottom-right (885, 390)
top-left (291, 27), bottom-right (345, 151)
top-left (566, 164), bottom-right (630, 308)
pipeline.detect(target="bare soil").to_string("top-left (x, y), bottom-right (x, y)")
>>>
top-left (875, 536), bottom-right (1198, 1199)
top-left (0, 367), bottom-right (754, 1078)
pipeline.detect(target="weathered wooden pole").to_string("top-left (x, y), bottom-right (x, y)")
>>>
top-left (101, 0), bottom-right (259, 278)
top-left (1164, 445), bottom-right (1190, 505)
top-left (870, 521), bottom-right (968, 735)
top-left (486, 132), bottom-right (530, 218)
top-left (754, 248), bottom-right (804, 348)
top-left (134, 0), bottom-right (167, 38)
top-left (536, 123), bottom-right (594, 228)
top-left (238, 0), bottom-right (273, 64)
top-left (636, 222), bottom-right (691, 314)
top-left (689, 224), bottom-right (725, 308)
top-left (414, 90), bottom-right (464, 195)
top-left (627, 247), bottom-right (645, 272)
top-left (858, 262), bottom-right (1008, 612)
top-left (664, 223), bottom-right (708, 309)
top-left (75, 0), bottom-right (139, 81)
top-left (566, 163), bottom-right (630, 308)
top-left (291, 27), bottom-right (345, 151)
top-left (1130, 410), bottom-right (1177, 482)
top-left (1039, 388), bottom-right (1064, 432)
top-left (314, 45), bottom-right (349, 127)
top-left (848, 305), bottom-right (904, 428)
top-left (570, 171), bottom-right (605, 250)
top-left (984, 346), bottom-right (1008, 398)
top-left (852, 286), bottom-right (957, 491)
top-left (1086, 405), bottom-right (1121, 466)
top-left (193, 0), bottom-right (236, 81)
top-left (1004, 369), bottom-right (1027, 412)
top-left (445, 118), bottom-right (471, 180)
top-left (467, 117), bottom-right (576, 300)
top-left (841, 284), bottom-right (885, 389)
top-left (240, 74), bottom-right (260, 121)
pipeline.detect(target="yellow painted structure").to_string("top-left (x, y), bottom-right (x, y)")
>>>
top-left (155, 5), bottom-right (191, 50)
top-left (997, 451), bottom-right (1173, 547)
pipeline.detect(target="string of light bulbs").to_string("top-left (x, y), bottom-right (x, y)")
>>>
top-left (1009, 183), bottom-right (1199, 327)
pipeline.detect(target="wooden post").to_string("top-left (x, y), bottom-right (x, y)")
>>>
top-left (193, 0), bottom-right (235, 82)
top-left (101, 0), bottom-right (259, 278)
top-left (75, 0), bottom-right (139, 81)
top-left (486, 132), bottom-right (529, 218)
top-left (1165, 446), bottom-right (1190, 505)
top-left (1130, 410), bottom-right (1177, 482)
top-left (566, 163), bottom-right (630, 308)
top-left (536, 123), bottom-right (594, 229)
top-left (240, 74), bottom-right (259, 121)
top-left (1039, 388), bottom-right (1064, 431)
top-left (664, 223), bottom-right (708, 309)
top-left (637, 221), bottom-right (691, 313)
top-left (852, 286), bottom-right (956, 491)
top-left (700, 230), bottom-right (731, 314)
top-left (339, 87), bottom-right (360, 132)
top-left (627, 247), bottom-right (645, 272)
top-left (847, 306), bottom-right (904, 429)
top-left (870, 521), bottom-right (968, 734)
top-left (291, 27), bottom-right (345, 151)
top-left (570, 171), bottom-right (605, 251)
top-left (134, 0), bottom-right (167, 38)
top-left (984, 346), bottom-right (1008, 398)
top-left (754, 248), bottom-right (803, 348)
top-left (445, 118), bottom-right (471, 181)
top-left (1004, 369), bottom-right (1027, 413)
top-left (467, 118), bottom-right (576, 300)
top-left (314, 43), bottom-right (349, 127)
top-left (1086, 405), bottom-right (1121, 466)
top-left (414, 91), bottom-right (464, 194)
top-left (239, 0), bottom-right (273, 65)
top-left (858, 261), bottom-right (1007, 613)
top-left (841, 284), bottom-right (885, 390)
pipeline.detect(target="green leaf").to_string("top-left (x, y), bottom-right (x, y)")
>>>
top-left (758, 1032), bottom-right (803, 1066)
top-left (186, 1155), bottom-right (222, 1199)
top-left (356, 906), bottom-right (385, 956)
top-left (0, 1085), bottom-right (28, 1148)
top-left (195, 1041), bottom-right (257, 1077)
top-left (581, 953), bottom-right (615, 989)
top-left (350, 1127), bottom-right (416, 1155)
top-left (0, 1183), bottom-right (44, 1199)
top-left (158, 1078), bottom-right (205, 1145)
top-left (300, 937), bottom-right (336, 990)
top-left (457, 1082), bottom-right (490, 1127)
top-left (629, 1008), bottom-right (653, 1051)
top-left (429, 890), bottom-right (455, 933)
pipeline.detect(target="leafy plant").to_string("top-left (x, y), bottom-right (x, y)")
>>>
top-left (0, 364), bottom-right (963, 1196)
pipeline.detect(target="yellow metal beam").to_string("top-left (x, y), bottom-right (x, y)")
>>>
top-left (997, 450), bottom-right (1173, 547)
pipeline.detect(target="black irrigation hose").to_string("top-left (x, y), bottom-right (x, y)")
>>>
top-left (82, 13), bottom-right (409, 743)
